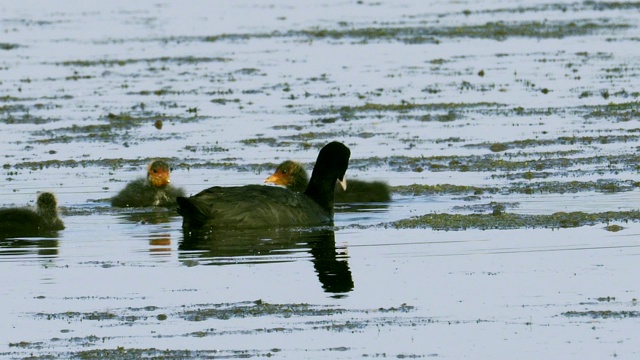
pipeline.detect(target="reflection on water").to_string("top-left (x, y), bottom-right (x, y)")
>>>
top-left (336, 203), bottom-right (391, 213)
top-left (120, 210), bottom-right (176, 225)
top-left (335, 203), bottom-right (392, 227)
top-left (0, 237), bottom-right (59, 259)
top-left (180, 227), bottom-right (354, 294)
top-left (148, 233), bottom-right (172, 255)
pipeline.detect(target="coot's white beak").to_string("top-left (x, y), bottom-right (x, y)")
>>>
top-left (338, 176), bottom-right (347, 191)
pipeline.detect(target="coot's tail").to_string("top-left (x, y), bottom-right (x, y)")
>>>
top-left (176, 196), bottom-right (205, 228)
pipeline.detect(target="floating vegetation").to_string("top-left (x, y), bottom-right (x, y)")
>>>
top-left (0, 113), bottom-right (58, 125)
top-left (0, 43), bottom-right (20, 50)
top-left (353, 152), bottom-right (640, 174)
top-left (585, 101), bottom-right (640, 122)
top-left (562, 310), bottom-right (640, 319)
top-left (489, 143), bottom-right (508, 152)
top-left (604, 224), bottom-right (624, 232)
top-left (57, 56), bottom-right (231, 67)
top-left (27, 112), bottom-right (202, 144)
top-left (31, 300), bottom-right (415, 324)
top-left (311, 101), bottom-right (503, 118)
top-left (66, 348), bottom-right (259, 359)
top-left (390, 210), bottom-right (640, 230)
top-left (201, 19), bottom-right (630, 44)
top-left (466, 133), bottom-right (640, 150)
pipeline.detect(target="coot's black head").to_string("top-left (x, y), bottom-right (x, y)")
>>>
top-left (304, 141), bottom-right (351, 212)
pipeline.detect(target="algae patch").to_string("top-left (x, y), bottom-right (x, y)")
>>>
top-left (180, 300), bottom-right (415, 321)
top-left (562, 310), bottom-right (640, 319)
top-left (57, 56), bottom-right (231, 67)
top-left (393, 180), bottom-right (640, 196)
top-left (29, 112), bottom-right (199, 144)
top-left (201, 19), bottom-right (630, 44)
top-left (390, 210), bottom-right (640, 231)
top-left (0, 43), bottom-right (20, 50)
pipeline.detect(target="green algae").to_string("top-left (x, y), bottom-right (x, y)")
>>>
top-left (585, 101), bottom-right (640, 122)
top-left (180, 300), bottom-right (415, 322)
top-left (70, 348), bottom-right (243, 359)
top-left (390, 210), bottom-right (640, 231)
top-left (583, 1), bottom-right (640, 11)
top-left (35, 311), bottom-right (119, 321)
top-left (436, 19), bottom-right (630, 40)
top-left (1, 113), bottom-right (58, 125)
top-left (465, 132), bottom-right (640, 150)
top-left (201, 19), bottom-right (630, 44)
top-left (309, 101), bottom-right (638, 124)
top-left (350, 152), bottom-right (640, 174)
top-left (0, 43), bottom-right (20, 50)
top-left (468, 1), bottom-right (640, 16)
top-left (239, 137), bottom-right (279, 147)
top-left (604, 224), bottom-right (624, 232)
top-left (311, 101), bottom-right (504, 118)
top-left (490, 143), bottom-right (508, 152)
top-left (58, 56), bottom-right (231, 67)
top-left (29, 112), bottom-right (202, 144)
top-left (562, 310), bottom-right (640, 319)
top-left (31, 300), bottom-right (414, 323)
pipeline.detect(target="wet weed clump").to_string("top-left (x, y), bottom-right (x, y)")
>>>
top-left (201, 19), bottom-right (630, 44)
top-left (393, 180), bottom-right (640, 196)
top-left (180, 300), bottom-right (414, 321)
top-left (562, 310), bottom-right (640, 319)
top-left (58, 56), bottom-right (230, 67)
top-left (390, 210), bottom-right (640, 230)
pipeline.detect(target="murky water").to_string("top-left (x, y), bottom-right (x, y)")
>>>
top-left (2, 0), bottom-right (640, 358)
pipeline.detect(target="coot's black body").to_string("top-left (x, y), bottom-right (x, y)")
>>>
top-left (177, 141), bottom-right (350, 229)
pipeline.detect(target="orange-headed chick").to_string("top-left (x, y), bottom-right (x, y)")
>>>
top-left (265, 160), bottom-right (391, 203)
top-left (111, 160), bottom-right (185, 208)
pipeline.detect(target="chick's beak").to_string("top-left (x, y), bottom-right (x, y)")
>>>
top-left (264, 174), bottom-right (280, 184)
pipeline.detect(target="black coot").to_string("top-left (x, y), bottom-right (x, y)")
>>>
top-left (177, 141), bottom-right (350, 228)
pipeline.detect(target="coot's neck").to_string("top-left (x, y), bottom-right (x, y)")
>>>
top-left (303, 141), bottom-right (349, 213)
top-left (304, 175), bottom-right (336, 213)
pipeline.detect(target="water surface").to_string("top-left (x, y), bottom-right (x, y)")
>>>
top-left (1, 0), bottom-right (640, 358)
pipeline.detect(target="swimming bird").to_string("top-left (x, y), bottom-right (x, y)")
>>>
top-left (111, 160), bottom-right (186, 207)
top-left (177, 141), bottom-right (350, 229)
top-left (0, 192), bottom-right (65, 238)
top-left (265, 160), bottom-right (391, 202)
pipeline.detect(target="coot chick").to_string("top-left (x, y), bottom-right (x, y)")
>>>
top-left (111, 160), bottom-right (186, 208)
top-left (265, 160), bottom-right (391, 202)
top-left (177, 141), bottom-right (350, 228)
top-left (0, 192), bottom-right (65, 238)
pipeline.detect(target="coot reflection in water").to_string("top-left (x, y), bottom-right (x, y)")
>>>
top-left (180, 227), bottom-right (354, 294)
top-left (0, 237), bottom-right (59, 258)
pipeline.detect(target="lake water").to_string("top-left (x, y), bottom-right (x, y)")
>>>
top-left (1, 0), bottom-right (640, 358)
